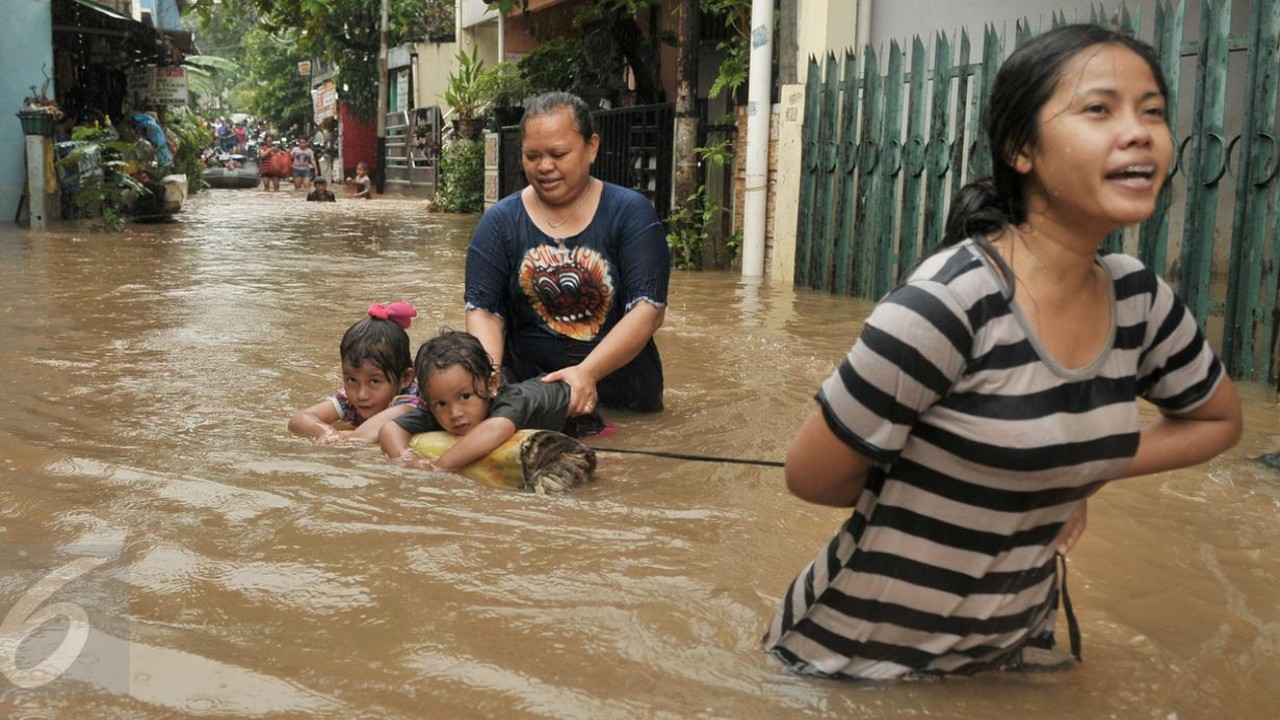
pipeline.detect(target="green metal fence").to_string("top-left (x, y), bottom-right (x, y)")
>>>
top-left (795, 0), bottom-right (1280, 383)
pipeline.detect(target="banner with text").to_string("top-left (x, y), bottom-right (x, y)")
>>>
top-left (313, 80), bottom-right (338, 124)
top-left (127, 66), bottom-right (189, 108)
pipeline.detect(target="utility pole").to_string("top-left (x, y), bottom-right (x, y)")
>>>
top-left (741, 0), bottom-right (774, 277)
top-left (376, 0), bottom-right (389, 193)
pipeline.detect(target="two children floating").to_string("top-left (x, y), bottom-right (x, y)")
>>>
top-left (288, 302), bottom-right (594, 492)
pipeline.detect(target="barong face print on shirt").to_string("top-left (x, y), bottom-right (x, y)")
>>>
top-left (518, 244), bottom-right (614, 341)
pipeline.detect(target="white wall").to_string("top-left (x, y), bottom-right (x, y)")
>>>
top-left (414, 43), bottom-right (459, 111)
top-left (1, 0), bottom-right (55, 224)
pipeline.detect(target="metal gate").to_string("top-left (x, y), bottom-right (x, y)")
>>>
top-left (794, 0), bottom-right (1280, 383)
top-left (497, 103), bottom-right (675, 220)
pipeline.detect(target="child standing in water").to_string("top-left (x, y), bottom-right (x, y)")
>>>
top-left (289, 302), bottom-right (421, 444)
top-left (379, 330), bottom-right (570, 472)
top-left (764, 24), bottom-right (1241, 680)
top-left (351, 162), bottom-right (373, 200)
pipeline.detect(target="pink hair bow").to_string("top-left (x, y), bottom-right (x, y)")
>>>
top-left (368, 301), bottom-right (417, 329)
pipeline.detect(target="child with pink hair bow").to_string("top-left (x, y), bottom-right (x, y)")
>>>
top-left (289, 302), bottom-right (423, 444)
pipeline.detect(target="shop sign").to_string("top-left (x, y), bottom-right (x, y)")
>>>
top-left (312, 80), bottom-right (338, 124)
top-left (128, 66), bottom-right (189, 107)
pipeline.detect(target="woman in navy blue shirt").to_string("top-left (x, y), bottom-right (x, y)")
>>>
top-left (465, 92), bottom-right (670, 428)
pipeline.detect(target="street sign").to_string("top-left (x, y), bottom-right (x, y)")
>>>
top-left (298, 60), bottom-right (312, 77)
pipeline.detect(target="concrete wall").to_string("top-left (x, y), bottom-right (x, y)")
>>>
top-left (1, 0), bottom-right (54, 225)
top-left (413, 43), bottom-right (459, 113)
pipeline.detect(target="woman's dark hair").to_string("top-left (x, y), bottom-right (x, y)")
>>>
top-left (940, 24), bottom-right (1169, 248)
top-left (340, 317), bottom-right (413, 388)
top-left (521, 91), bottom-right (595, 141)
top-left (413, 330), bottom-right (495, 397)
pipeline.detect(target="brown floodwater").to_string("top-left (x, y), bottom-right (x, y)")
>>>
top-left (0, 189), bottom-right (1277, 718)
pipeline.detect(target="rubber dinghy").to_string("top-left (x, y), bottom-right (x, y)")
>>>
top-left (410, 429), bottom-right (596, 493)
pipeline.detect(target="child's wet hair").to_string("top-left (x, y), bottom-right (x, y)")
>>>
top-left (340, 317), bottom-right (413, 387)
top-left (941, 24), bottom-right (1168, 248)
top-left (414, 330), bottom-right (495, 396)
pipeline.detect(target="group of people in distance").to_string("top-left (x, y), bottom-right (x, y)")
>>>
top-left (289, 25), bottom-right (1243, 682)
top-left (259, 135), bottom-right (373, 201)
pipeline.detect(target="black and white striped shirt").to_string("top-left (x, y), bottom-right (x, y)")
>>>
top-left (764, 241), bottom-right (1224, 679)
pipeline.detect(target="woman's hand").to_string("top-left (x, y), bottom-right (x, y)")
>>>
top-left (542, 364), bottom-right (599, 417)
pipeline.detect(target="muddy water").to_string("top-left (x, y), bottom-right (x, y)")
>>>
top-left (0, 189), bottom-right (1277, 718)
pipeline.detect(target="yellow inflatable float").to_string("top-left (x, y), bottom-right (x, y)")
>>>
top-left (409, 429), bottom-right (596, 493)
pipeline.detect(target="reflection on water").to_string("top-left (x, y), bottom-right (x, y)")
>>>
top-left (0, 190), bottom-right (1277, 718)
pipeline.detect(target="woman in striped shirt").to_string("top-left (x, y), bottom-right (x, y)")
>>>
top-left (764, 24), bottom-right (1242, 680)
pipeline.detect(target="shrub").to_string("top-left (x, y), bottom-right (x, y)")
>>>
top-left (434, 138), bottom-right (484, 214)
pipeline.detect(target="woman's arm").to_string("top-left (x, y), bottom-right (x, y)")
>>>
top-left (542, 302), bottom-right (665, 416)
top-left (288, 400), bottom-right (344, 444)
top-left (345, 404), bottom-right (414, 444)
top-left (466, 308), bottom-right (506, 370)
top-left (432, 417), bottom-right (517, 472)
top-left (1116, 378), bottom-right (1242, 479)
top-left (784, 405), bottom-right (876, 507)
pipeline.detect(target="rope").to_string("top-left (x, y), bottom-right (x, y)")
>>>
top-left (591, 446), bottom-right (784, 467)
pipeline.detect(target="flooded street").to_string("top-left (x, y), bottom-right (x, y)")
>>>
top-left (1, 189), bottom-right (1278, 718)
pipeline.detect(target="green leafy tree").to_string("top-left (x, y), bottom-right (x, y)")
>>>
top-left (239, 28), bottom-right (312, 133)
top-left (186, 0), bottom-right (442, 121)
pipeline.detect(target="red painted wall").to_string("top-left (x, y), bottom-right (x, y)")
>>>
top-left (339, 105), bottom-right (377, 178)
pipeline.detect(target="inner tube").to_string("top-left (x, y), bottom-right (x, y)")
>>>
top-left (409, 429), bottom-right (596, 493)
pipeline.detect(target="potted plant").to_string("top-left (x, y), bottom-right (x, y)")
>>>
top-left (17, 80), bottom-right (63, 137)
top-left (477, 61), bottom-right (532, 130)
top-left (443, 46), bottom-right (486, 140)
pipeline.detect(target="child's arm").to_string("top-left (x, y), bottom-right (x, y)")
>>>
top-left (346, 404), bottom-right (414, 444)
top-left (379, 419), bottom-right (415, 459)
top-left (289, 400), bottom-right (344, 444)
top-left (432, 417), bottom-right (517, 472)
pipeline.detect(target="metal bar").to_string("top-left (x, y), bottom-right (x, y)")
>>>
top-left (921, 31), bottom-right (955, 258)
top-left (953, 29), bottom-right (972, 199)
top-left (1178, 0), bottom-right (1231, 324)
top-left (814, 53), bottom-right (842, 291)
top-left (897, 36), bottom-right (929, 277)
top-left (873, 40), bottom-right (905, 297)
top-left (854, 44), bottom-right (882, 296)
top-left (834, 50), bottom-right (862, 296)
top-left (969, 24), bottom-right (1001, 181)
top-left (1139, 0), bottom-right (1185, 272)
top-left (793, 56), bottom-right (822, 288)
top-left (1225, 0), bottom-right (1280, 379)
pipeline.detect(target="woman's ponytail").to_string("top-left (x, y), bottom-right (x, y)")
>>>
top-left (939, 177), bottom-right (1012, 248)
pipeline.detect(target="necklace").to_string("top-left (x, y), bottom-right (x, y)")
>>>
top-left (535, 180), bottom-right (593, 229)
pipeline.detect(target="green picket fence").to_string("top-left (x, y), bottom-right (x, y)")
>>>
top-left (795, 0), bottom-right (1280, 383)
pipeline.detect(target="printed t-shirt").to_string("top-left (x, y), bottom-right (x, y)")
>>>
top-left (464, 182), bottom-right (670, 411)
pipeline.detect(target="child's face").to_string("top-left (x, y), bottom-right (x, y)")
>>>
top-left (341, 360), bottom-right (402, 422)
top-left (424, 365), bottom-right (494, 436)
